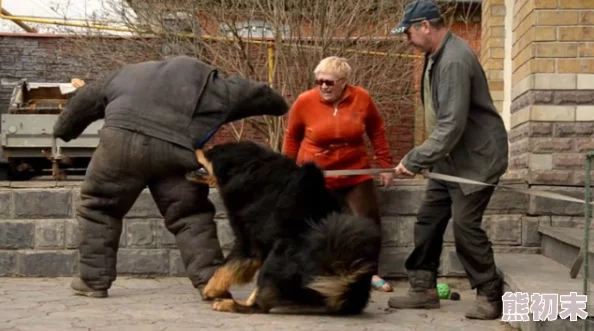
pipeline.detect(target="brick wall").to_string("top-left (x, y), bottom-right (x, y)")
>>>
top-left (507, 0), bottom-right (594, 185)
top-left (0, 33), bottom-right (161, 116)
top-left (481, 0), bottom-right (505, 114)
top-left (0, 34), bottom-right (85, 116)
top-left (0, 32), bottom-right (168, 140)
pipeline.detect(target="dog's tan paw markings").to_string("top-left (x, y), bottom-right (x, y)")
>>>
top-left (212, 299), bottom-right (234, 312)
top-left (202, 286), bottom-right (218, 299)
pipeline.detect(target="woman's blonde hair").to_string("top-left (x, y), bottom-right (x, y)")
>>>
top-left (313, 56), bottom-right (352, 80)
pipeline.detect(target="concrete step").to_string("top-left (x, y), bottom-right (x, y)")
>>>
top-left (539, 224), bottom-right (594, 281)
top-left (496, 253), bottom-right (594, 331)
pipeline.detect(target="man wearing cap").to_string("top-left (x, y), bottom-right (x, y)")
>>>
top-left (387, 1), bottom-right (509, 320)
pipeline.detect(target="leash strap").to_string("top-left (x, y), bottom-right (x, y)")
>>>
top-left (193, 123), bottom-right (222, 149)
top-left (323, 168), bottom-right (395, 176)
top-left (323, 168), bottom-right (593, 205)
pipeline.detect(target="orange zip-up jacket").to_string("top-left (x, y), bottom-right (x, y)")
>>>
top-left (282, 85), bottom-right (394, 190)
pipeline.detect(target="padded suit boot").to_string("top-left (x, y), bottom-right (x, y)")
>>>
top-left (387, 270), bottom-right (440, 309)
top-left (71, 277), bottom-right (108, 298)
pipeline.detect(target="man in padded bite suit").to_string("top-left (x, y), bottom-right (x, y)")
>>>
top-left (54, 55), bottom-right (289, 299)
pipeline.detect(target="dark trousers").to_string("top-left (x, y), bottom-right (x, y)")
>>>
top-left (404, 177), bottom-right (501, 291)
top-left (77, 127), bottom-right (224, 290)
top-left (332, 179), bottom-right (382, 274)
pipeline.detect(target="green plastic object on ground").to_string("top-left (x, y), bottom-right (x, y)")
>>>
top-left (436, 283), bottom-right (450, 299)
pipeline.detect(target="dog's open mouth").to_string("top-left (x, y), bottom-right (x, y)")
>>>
top-left (186, 166), bottom-right (218, 186)
top-left (186, 150), bottom-right (218, 187)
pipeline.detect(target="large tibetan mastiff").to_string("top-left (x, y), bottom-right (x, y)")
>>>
top-left (189, 141), bottom-right (381, 315)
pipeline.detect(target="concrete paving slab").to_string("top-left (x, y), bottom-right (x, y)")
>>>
top-left (0, 277), bottom-right (515, 331)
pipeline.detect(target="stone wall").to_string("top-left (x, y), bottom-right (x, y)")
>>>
top-left (0, 179), bottom-right (561, 279)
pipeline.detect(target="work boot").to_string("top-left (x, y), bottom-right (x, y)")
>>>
top-left (387, 270), bottom-right (440, 309)
top-left (70, 277), bottom-right (108, 298)
top-left (465, 278), bottom-right (503, 320)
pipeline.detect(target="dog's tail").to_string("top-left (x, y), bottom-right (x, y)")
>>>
top-left (304, 212), bottom-right (382, 314)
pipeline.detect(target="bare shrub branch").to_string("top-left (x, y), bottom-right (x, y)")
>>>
top-left (48, 0), bottom-right (480, 154)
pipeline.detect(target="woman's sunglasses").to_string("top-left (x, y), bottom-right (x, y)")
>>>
top-left (315, 79), bottom-right (336, 86)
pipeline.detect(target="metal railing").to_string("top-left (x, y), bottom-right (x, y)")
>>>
top-left (584, 152), bottom-right (594, 331)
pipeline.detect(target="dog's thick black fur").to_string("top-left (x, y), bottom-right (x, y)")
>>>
top-left (196, 141), bottom-right (382, 315)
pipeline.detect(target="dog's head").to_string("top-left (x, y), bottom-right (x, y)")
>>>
top-left (188, 148), bottom-right (218, 187)
top-left (190, 141), bottom-right (279, 188)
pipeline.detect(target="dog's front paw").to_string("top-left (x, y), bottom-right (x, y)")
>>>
top-left (212, 299), bottom-right (235, 312)
top-left (201, 288), bottom-right (233, 302)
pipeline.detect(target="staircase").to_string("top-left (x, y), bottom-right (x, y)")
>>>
top-left (496, 224), bottom-right (594, 331)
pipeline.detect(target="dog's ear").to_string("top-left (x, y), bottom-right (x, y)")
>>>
top-left (209, 153), bottom-right (252, 186)
top-left (210, 158), bottom-right (232, 185)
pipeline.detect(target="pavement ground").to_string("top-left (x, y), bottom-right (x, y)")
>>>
top-left (0, 277), bottom-right (516, 331)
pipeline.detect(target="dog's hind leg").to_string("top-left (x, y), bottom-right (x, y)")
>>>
top-left (201, 257), bottom-right (262, 301)
top-left (212, 248), bottom-right (286, 314)
top-left (212, 286), bottom-right (278, 314)
top-left (305, 264), bottom-right (375, 315)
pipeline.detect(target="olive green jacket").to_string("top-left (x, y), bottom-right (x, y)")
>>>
top-left (402, 31), bottom-right (509, 195)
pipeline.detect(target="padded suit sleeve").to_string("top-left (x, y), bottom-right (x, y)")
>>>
top-left (53, 71), bottom-right (117, 142)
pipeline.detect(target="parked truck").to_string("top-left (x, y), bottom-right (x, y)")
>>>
top-left (0, 79), bottom-right (102, 180)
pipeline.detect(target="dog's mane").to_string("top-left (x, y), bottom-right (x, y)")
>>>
top-left (206, 141), bottom-right (341, 226)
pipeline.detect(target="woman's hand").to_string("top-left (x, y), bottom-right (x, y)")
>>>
top-left (379, 172), bottom-right (394, 187)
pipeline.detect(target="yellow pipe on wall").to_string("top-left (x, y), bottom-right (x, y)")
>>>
top-left (0, 0), bottom-right (138, 32)
top-left (267, 44), bottom-right (275, 86)
top-left (1, 7), bottom-right (36, 32)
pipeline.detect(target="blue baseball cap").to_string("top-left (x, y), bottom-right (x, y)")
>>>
top-left (390, 1), bottom-right (443, 35)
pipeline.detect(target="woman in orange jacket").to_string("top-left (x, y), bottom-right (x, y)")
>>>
top-left (282, 56), bottom-right (394, 292)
